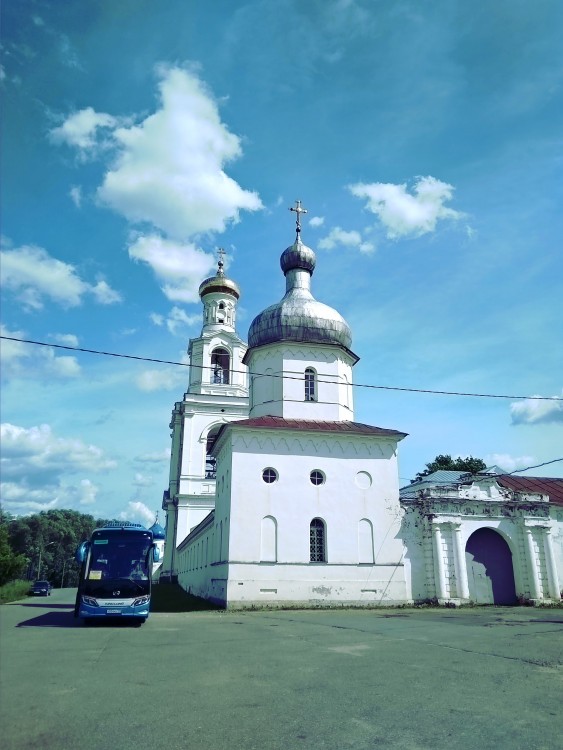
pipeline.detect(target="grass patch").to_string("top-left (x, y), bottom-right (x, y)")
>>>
top-left (150, 583), bottom-right (221, 613)
top-left (0, 580), bottom-right (31, 605)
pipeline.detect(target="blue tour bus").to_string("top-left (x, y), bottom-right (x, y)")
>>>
top-left (74, 522), bottom-right (160, 624)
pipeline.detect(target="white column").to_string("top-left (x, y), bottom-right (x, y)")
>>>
top-left (542, 527), bottom-right (561, 601)
top-left (524, 526), bottom-right (541, 600)
top-left (452, 523), bottom-right (470, 600)
top-left (432, 524), bottom-right (447, 600)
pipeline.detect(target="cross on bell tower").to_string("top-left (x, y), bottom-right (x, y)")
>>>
top-left (289, 199), bottom-right (308, 239)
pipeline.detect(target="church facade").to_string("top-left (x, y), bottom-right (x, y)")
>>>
top-left (159, 211), bottom-right (562, 608)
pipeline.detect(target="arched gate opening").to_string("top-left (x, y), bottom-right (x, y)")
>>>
top-left (465, 528), bottom-right (517, 605)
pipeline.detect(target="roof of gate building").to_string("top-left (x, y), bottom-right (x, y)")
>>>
top-left (400, 470), bottom-right (563, 506)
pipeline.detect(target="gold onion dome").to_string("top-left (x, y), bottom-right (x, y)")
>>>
top-left (199, 256), bottom-right (240, 300)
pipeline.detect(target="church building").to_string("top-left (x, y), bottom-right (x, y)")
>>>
top-left (159, 204), bottom-right (562, 608)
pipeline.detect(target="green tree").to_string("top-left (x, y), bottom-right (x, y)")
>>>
top-left (412, 454), bottom-right (487, 483)
top-left (0, 517), bottom-right (27, 585)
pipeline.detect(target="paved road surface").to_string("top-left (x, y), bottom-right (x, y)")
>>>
top-left (1, 588), bottom-right (562, 749)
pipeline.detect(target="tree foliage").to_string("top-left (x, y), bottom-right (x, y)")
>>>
top-left (3, 509), bottom-right (121, 587)
top-left (412, 454), bottom-right (487, 483)
top-left (0, 518), bottom-right (28, 586)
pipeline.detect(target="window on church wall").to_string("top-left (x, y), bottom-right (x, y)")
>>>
top-left (358, 519), bottom-right (375, 564)
top-left (310, 470), bottom-right (325, 486)
top-left (310, 518), bottom-right (326, 562)
top-left (262, 467), bottom-right (278, 483)
top-left (260, 516), bottom-right (277, 562)
top-left (304, 368), bottom-right (317, 401)
top-left (211, 347), bottom-right (230, 384)
top-left (217, 302), bottom-right (225, 323)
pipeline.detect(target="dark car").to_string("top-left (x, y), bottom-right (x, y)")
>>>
top-left (30, 580), bottom-right (52, 596)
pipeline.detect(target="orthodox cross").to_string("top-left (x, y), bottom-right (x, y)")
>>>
top-left (217, 247), bottom-right (226, 273)
top-left (289, 199), bottom-right (308, 237)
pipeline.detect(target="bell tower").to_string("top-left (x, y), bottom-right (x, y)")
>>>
top-left (159, 252), bottom-right (249, 581)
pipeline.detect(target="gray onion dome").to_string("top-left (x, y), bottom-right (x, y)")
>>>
top-left (247, 238), bottom-right (353, 351)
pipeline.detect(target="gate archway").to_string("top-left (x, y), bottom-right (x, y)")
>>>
top-left (465, 528), bottom-right (517, 605)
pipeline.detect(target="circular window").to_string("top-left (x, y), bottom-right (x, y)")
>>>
top-left (310, 470), bottom-right (325, 486)
top-left (262, 468), bottom-right (278, 484)
top-left (355, 471), bottom-right (372, 489)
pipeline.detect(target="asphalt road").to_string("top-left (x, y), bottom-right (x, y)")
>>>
top-left (1, 588), bottom-right (562, 750)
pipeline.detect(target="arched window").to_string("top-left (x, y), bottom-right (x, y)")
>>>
top-left (305, 367), bottom-right (317, 401)
top-left (211, 347), bottom-right (230, 384)
top-left (260, 516), bottom-right (277, 562)
top-left (205, 428), bottom-right (221, 478)
top-left (310, 518), bottom-right (326, 562)
top-left (217, 302), bottom-right (225, 323)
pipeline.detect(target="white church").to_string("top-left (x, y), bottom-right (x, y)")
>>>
top-left (159, 205), bottom-right (562, 608)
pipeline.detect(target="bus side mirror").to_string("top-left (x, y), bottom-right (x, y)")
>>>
top-left (153, 544), bottom-right (160, 562)
top-left (75, 541), bottom-right (89, 564)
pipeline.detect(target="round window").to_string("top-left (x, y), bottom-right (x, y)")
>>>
top-left (310, 470), bottom-right (325, 486)
top-left (262, 468), bottom-right (278, 484)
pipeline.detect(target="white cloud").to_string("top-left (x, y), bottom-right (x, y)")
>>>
top-left (91, 279), bottom-right (122, 304)
top-left (309, 216), bottom-right (325, 228)
top-left (133, 473), bottom-right (154, 488)
top-left (128, 233), bottom-right (215, 303)
top-left (135, 367), bottom-right (187, 392)
top-left (49, 106), bottom-right (117, 152)
top-left (1, 324), bottom-right (81, 380)
top-left (69, 185), bottom-right (82, 207)
top-left (318, 226), bottom-right (375, 255)
top-left (96, 66), bottom-right (262, 238)
top-left (50, 333), bottom-right (79, 347)
top-left (0, 243), bottom-right (121, 309)
top-left (150, 308), bottom-right (199, 333)
top-left (0, 423), bottom-right (117, 481)
top-left (136, 449), bottom-right (171, 463)
top-left (484, 454), bottom-right (537, 473)
top-left (510, 394), bottom-right (563, 425)
top-left (0, 423), bottom-right (113, 515)
top-left (349, 176), bottom-right (465, 239)
top-left (119, 500), bottom-right (156, 527)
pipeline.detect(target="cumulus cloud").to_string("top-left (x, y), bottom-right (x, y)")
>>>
top-left (1, 324), bottom-right (81, 380)
top-left (49, 106), bottom-right (117, 153)
top-left (96, 66), bottom-right (262, 238)
top-left (318, 226), bottom-right (375, 254)
top-left (150, 306), bottom-right (200, 335)
top-left (0, 423), bottom-right (113, 514)
top-left (135, 367), bottom-right (187, 392)
top-left (50, 333), bottom-right (79, 347)
top-left (349, 176), bottom-right (465, 239)
top-left (135, 449), bottom-right (171, 463)
top-left (132, 472), bottom-right (154, 488)
top-left (128, 233), bottom-right (215, 303)
top-left (69, 185), bottom-right (82, 207)
top-left (510, 394), bottom-right (563, 425)
top-left (484, 454), bottom-right (537, 473)
top-left (119, 500), bottom-right (156, 527)
top-left (0, 423), bottom-right (117, 482)
top-left (0, 243), bottom-right (121, 309)
top-left (309, 216), bottom-right (325, 228)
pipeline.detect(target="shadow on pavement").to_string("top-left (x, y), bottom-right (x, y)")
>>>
top-left (16, 610), bottom-right (78, 628)
top-left (10, 602), bottom-right (74, 609)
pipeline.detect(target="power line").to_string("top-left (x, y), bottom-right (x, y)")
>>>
top-left (2, 334), bottom-right (562, 402)
top-left (505, 458), bottom-right (563, 475)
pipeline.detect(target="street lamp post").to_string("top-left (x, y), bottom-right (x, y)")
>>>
top-left (37, 541), bottom-right (56, 580)
top-left (60, 558), bottom-right (74, 588)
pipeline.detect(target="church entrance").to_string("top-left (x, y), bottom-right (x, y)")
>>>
top-left (465, 528), bottom-right (517, 605)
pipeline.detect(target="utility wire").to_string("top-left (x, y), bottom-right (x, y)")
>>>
top-left (2, 335), bottom-right (562, 402)
top-left (505, 458), bottom-right (563, 475)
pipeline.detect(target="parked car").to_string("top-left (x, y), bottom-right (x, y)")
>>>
top-left (30, 580), bottom-right (52, 596)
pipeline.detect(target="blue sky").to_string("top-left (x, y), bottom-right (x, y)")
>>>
top-left (2, 0), bottom-right (562, 524)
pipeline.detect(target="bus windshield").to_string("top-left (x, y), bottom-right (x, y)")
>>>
top-left (83, 531), bottom-right (152, 598)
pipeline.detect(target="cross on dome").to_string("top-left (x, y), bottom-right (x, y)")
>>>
top-left (289, 200), bottom-right (308, 238)
top-left (217, 247), bottom-right (226, 275)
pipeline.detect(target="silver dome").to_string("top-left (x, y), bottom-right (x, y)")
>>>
top-left (247, 238), bottom-right (353, 351)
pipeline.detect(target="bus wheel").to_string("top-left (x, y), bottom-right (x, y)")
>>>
top-left (134, 618), bottom-right (146, 627)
